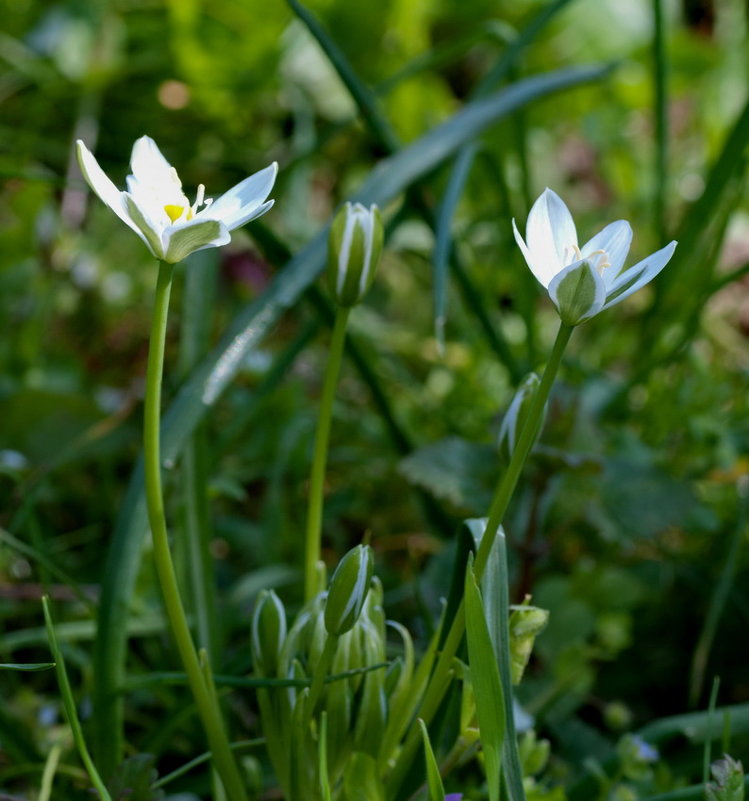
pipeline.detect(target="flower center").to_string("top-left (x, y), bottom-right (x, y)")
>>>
top-left (564, 244), bottom-right (611, 275)
top-left (163, 183), bottom-right (212, 224)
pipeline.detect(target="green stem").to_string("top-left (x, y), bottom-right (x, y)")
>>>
top-left (305, 634), bottom-right (340, 729)
top-left (304, 306), bottom-right (351, 601)
top-left (143, 260), bottom-right (247, 801)
top-left (388, 322), bottom-right (573, 797)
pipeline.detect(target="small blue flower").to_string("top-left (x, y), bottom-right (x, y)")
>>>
top-left (632, 735), bottom-right (659, 763)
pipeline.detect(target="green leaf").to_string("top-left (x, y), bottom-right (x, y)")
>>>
top-left (91, 62), bottom-right (615, 774)
top-left (399, 437), bottom-right (498, 511)
top-left (0, 662), bottom-right (55, 671)
top-left (464, 557), bottom-right (506, 801)
top-left (419, 719), bottom-right (446, 801)
top-left (108, 754), bottom-right (163, 801)
top-left (343, 752), bottom-right (386, 801)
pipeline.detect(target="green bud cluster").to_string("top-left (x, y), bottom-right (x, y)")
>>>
top-left (250, 546), bottom-right (414, 800)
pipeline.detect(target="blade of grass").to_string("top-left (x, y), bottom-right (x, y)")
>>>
top-left (286, 0), bottom-right (399, 152)
top-left (643, 779), bottom-right (749, 801)
top-left (419, 718), bottom-right (446, 801)
top-left (0, 527), bottom-right (95, 613)
top-left (150, 739), bottom-right (264, 791)
top-left (38, 743), bottom-right (62, 801)
top-left (465, 556), bottom-right (506, 801)
top-left (91, 62), bottom-right (614, 775)
top-left (689, 486), bottom-right (748, 706)
top-left (434, 143), bottom-right (478, 352)
top-left (652, 95), bottom-right (749, 311)
top-left (652, 0), bottom-right (669, 240)
top-left (42, 596), bottom-right (112, 801)
top-left (704, 677), bottom-right (721, 784)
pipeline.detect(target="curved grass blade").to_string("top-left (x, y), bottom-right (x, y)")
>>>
top-left (91, 62), bottom-right (614, 776)
top-left (286, 0), bottom-right (399, 152)
top-left (0, 662), bottom-right (55, 671)
top-left (42, 596), bottom-right (112, 801)
top-left (434, 143), bottom-right (478, 351)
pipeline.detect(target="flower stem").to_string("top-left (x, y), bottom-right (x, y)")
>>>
top-left (304, 306), bottom-right (351, 602)
top-left (144, 260), bottom-right (248, 801)
top-left (388, 321), bottom-right (574, 797)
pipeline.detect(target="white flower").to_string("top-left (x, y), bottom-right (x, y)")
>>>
top-left (76, 135), bottom-right (277, 264)
top-left (513, 188), bottom-right (677, 325)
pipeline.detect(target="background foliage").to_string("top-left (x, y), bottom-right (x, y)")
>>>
top-left (1, 0), bottom-right (748, 798)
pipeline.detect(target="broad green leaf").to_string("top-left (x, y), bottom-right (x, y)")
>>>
top-left (464, 557), bottom-right (506, 801)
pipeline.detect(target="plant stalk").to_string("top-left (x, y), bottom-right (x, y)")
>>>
top-left (143, 260), bottom-right (247, 801)
top-left (304, 306), bottom-right (351, 601)
top-left (388, 321), bottom-right (573, 796)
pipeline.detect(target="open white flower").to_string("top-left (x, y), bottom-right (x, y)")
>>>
top-left (76, 135), bottom-right (277, 264)
top-left (513, 188), bottom-right (677, 325)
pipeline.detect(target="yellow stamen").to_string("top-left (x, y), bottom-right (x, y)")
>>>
top-left (164, 204), bottom-right (185, 222)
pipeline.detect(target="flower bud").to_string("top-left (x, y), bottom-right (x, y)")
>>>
top-left (508, 602), bottom-right (549, 685)
top-left (324, 544), bottom-right (374, 636)
top-left (327, 202), bottom-right (384, 307)
top-left (498, 373), bottom-right (545, 463)
top-left (251, 590), bottom-right (287, 676)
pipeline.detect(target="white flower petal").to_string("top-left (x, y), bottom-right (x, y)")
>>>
top-left (205, 162), bottom-right (278, 230)
top-left (123, 193), bottom-right (166, 258)
top-left (526, 188), bottom-right (578, 282)
top-left (130, 136), bottom-right (179, 189)
top-left (76, 140), bottom-right (140, 234)
top-left (602, 240), bottom-right (677, 310)
top-left (512, 218), bottom-right (549, 287)
top-left (582, 220), bottom-right (632, 289)
top-left (163, 217), bottom-right (231, 264)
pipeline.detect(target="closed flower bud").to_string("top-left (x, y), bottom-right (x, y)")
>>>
top-left (251, 589), bottom-right (287, 676)
top-left (498, 373), bottom-right (545, 462)
top-left (508, 601), bottom-right (549, 685)
top-left (324, 544), bottom-right (374, 636)
top-left (328, 202), bottom-right (384, 307)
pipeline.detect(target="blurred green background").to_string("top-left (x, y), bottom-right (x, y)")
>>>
top-left (1, 0), bottom-right (748, 797)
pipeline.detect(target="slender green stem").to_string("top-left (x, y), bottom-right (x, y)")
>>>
top-left (42, 597), bottom-right (112, 801)
top-left (388, 322), bottom-right (574, 797)
top-left (304, 306), bottom-right (351, 601)
top-left (652, 0), bottom-right (668, 241)
top-left (143, 260), bottom-right (248, 801)
top-left (305, 634), bottom-right (340, 728)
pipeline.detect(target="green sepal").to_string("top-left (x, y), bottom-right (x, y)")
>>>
top-left (549, 260), bottom-right (604, 325)
top-left (251, 589), bottom-right (287, 677)
top-left (325, 545), bottom-right (374, 635)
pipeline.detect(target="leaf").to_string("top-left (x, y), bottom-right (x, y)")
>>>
top-left (464, 557), bottom-right (506, 801)
top-left (419, 719), bottom-right (446, 801)
top-left (108, 754), bottom-right (163, 801)
top-left (398, 437), bottom-right (498, 510)
top-left (0, 662), bottom-right (55, 671)
top-left (343, 752), bottom-right (386, 801)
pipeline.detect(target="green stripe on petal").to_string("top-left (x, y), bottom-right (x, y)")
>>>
top-left (163, 219), bottom-right (229, 264)
top-left (547, 259), bottom-right (606, 325)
